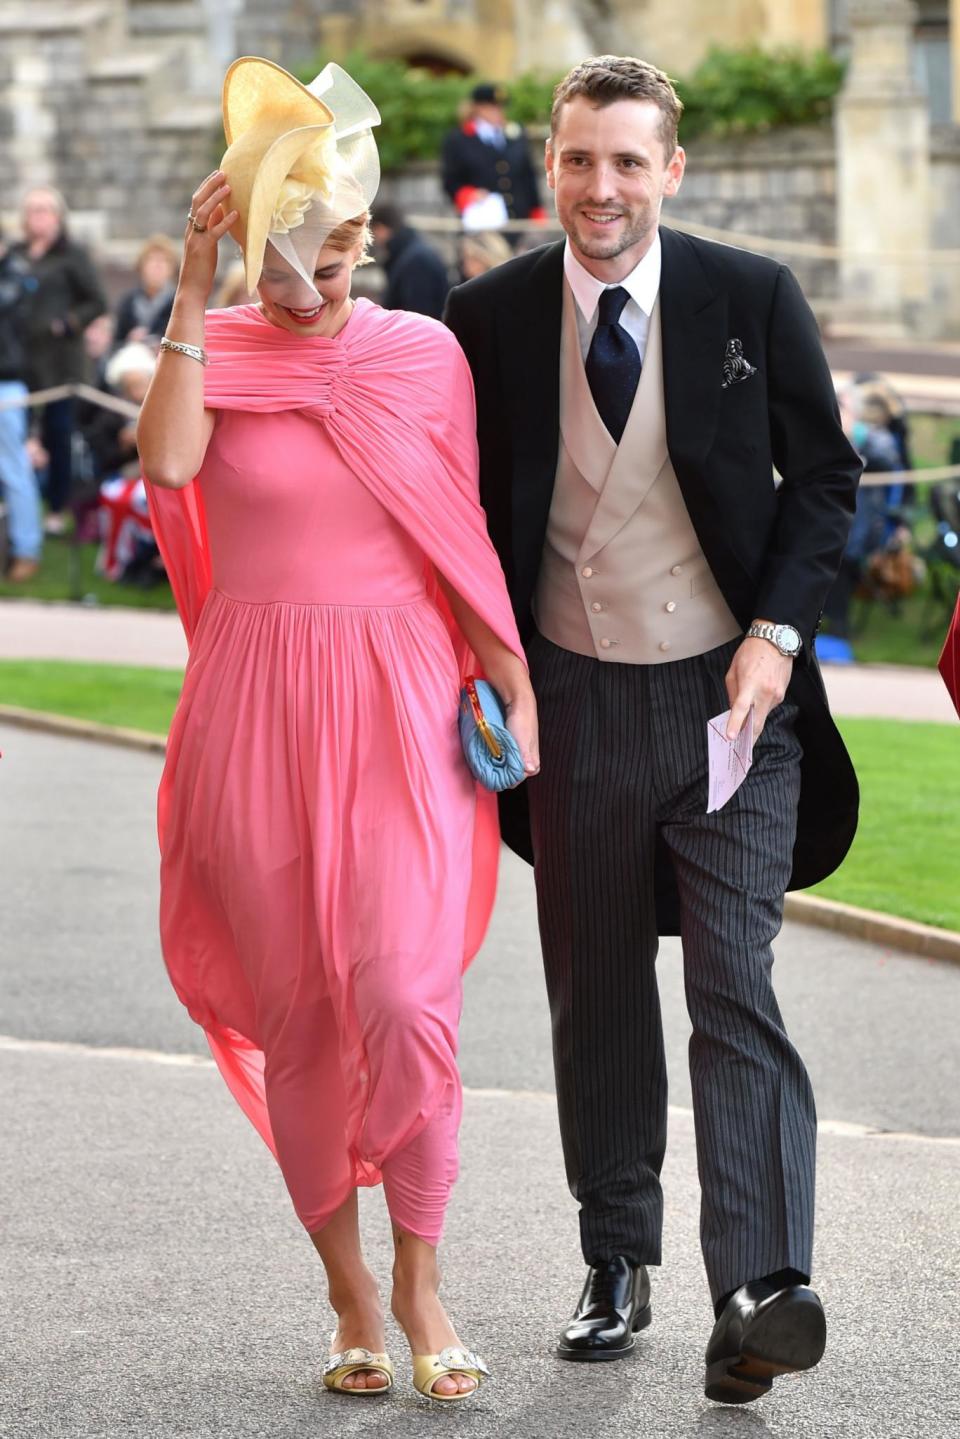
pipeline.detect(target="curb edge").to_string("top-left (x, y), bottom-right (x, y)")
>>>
top-left (783, 893), bottom-right (960, 967)
top-left (0, 704), bottom-right (167, 755)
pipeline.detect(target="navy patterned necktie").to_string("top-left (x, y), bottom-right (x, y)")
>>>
top-left (585, 286), bottom-right (642, 445)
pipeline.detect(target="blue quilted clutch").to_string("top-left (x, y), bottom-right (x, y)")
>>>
top-left (458, 676), bottom-right (527, 792)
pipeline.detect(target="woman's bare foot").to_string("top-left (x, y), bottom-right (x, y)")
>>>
top-left (391, 1233), bottom-right (479, 1398)
top-left (329, 1283), bottom-right (389, 1392)
top-left (310, 1193), bottom-right (390, 1392)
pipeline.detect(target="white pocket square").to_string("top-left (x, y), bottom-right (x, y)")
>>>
top-left (721, 338), bottom-right (757, 388)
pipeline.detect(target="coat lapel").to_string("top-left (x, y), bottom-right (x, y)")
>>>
top-left (659, 225), bottom-right (727, 472)
top-left (559, 279), bottom-right (616, 493)
top-left (579, 298), bottom-right (670, 560)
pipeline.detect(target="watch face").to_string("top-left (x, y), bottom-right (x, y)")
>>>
top-left (774, 625), bottom-right (802, 656)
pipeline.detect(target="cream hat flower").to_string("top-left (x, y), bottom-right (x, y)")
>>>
top-left (271, 179), bottom-right (315, 234)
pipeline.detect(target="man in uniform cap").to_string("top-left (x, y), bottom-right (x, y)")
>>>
top-left (442, 83), bottom-right (546, 230)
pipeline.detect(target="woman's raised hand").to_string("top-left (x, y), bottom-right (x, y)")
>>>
top-left (178, 171), bottom-right (239, 302)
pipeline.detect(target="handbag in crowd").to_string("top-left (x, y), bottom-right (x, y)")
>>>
top-left (458, 676), bottom-right (526, 791)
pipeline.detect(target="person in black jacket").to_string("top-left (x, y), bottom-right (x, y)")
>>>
top-left (11, 186), bottom-right (107, 533)
top-left (445, 55), bottom-right (861, 1404)
top-left (441, 83), bottom-right (546, 228)
top-left (0, 236), bottom-right (43, 578)
top-left (369, 204), bottom-right (451, 319)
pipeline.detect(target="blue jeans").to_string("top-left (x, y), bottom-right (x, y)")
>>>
top-left (0, 381), bottom-right (42, 560)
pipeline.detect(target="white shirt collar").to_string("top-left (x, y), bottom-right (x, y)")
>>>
top-left (563, 231), bottom-right (662, 323)
top-left (473, 118), bottom-right (505, 147)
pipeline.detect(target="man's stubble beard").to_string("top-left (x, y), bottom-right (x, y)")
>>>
top-left (562, 202), bottom-right (658, 262)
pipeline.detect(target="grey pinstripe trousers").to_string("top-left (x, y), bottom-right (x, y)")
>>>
top-left (526, 632), bottom-right (816, 1304)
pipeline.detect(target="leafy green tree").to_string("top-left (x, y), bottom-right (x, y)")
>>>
top-left (297, 47), bottom-right (845, 173)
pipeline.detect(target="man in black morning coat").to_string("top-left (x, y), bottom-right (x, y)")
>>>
top-left (444, 56), bottom-right (861, 1405)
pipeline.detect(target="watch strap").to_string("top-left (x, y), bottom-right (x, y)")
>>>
top-left (746, 621), bottom-right (801, 656)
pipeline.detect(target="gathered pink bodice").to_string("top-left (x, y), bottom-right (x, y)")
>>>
top-left (200, 407), bottom-right (427, 606)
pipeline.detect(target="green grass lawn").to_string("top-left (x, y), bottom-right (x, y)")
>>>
top-left (0, 534), bottom-right (176, 610)
top-left (809, 717), bottom-right (960, 932)
top-left (838, 589), bottom-right (956, 669)
top-left (0, 659), bottom-right (183, 731)
top-left (1, 660), bottom-right (957, 932)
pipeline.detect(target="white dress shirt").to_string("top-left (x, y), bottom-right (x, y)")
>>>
top-left (473, 118), bottom-right (506, 149)
top-left (563, 233), bottom-right (662, 365)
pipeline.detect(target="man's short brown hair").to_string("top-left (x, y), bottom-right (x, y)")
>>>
top-left (551, 55), bottom-right (683, 156)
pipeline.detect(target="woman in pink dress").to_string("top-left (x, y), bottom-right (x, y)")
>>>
top-left (137, 59), bottom-right (538, 1404)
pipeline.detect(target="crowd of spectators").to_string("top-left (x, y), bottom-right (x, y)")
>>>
top-left (0, 152), bottom-right (523, 590)
top-left (1, 162), bottom-right (941, 634)
top-left (823, 375), bottom-right (926, 645)
top-left (0, 189), bottom-right (178, 586)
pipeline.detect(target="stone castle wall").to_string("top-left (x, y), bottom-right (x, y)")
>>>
top-left (1, 1), bottom-right (958, 330)
top-left (380, 127), bottom-right (841, 307)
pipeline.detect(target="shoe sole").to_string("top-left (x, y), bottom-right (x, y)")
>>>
top-left (704, 1292), bottom-right (826, 1405)
top-left (556, 1303), bottom-right (652, 1362)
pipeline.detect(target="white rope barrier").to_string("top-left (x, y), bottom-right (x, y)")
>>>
top-left (858, 464), bottom-right (960, 487)
top-left (408, 211), bottom-right (960, 267)
top-left (0, 385), bottom-right (955, 486)
top-left (0, 383), bottom-right (138, 418)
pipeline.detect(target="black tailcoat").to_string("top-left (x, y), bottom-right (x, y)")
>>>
top-left (445, 228), bottom-right (862, 934)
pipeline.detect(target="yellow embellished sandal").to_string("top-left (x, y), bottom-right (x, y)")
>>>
top-left (412, 1345), bottom-right (489, 1402)
top-left (323, 1344), bottom-right (395, 1396)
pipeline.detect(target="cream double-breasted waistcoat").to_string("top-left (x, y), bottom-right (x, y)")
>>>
top-left (534, 282), bottom-right (741, 663)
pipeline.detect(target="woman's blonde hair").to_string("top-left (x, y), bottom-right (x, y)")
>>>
top-left (460, 229), bottom-right (512, 275)
top-left (326, 212), bottom-right (375, 266)
top-left (214, 258), bottom-right (256, 309)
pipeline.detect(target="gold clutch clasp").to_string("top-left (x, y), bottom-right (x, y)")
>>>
top-left (464, 676), bottom-right (504, 761)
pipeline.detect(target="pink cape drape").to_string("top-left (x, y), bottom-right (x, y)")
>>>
top-left (940, 589), bottom-right (960, 719)
top-left (146, 300), bottom-right (525, 1163)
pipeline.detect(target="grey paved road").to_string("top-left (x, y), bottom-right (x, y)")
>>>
top-left (2, 725), bottom-right (959, 1438)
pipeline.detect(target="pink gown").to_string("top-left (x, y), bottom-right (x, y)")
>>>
top-left (148, 300), bottom-right (524, 1239)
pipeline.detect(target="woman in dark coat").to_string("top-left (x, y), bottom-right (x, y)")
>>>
top-left (11, 186), bottom-right (107, 533)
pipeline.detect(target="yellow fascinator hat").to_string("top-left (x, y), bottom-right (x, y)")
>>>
top-left (220, 57), bottom-right (382, 296)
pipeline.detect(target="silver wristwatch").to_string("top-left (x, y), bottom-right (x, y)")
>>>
top-left (746, 621), bottom-right (802, 657)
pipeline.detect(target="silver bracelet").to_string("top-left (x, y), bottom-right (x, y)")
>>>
top-left (159, 337), bottom-right (208, 366)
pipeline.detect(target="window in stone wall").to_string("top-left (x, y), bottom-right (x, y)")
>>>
top-left (913, 2), bottom-right (951, 123)
top-left (828, 0), bottom-right (850, 56)
top-left (829, 0), bottom-right (952, 124)
top-left (382, 0), bottom-right (452, 23)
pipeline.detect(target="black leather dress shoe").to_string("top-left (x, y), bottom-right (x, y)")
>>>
top-left (705, 1279), bottom-right (826, 1404)
top-left (556, 1256), bottom-right (651, 1361)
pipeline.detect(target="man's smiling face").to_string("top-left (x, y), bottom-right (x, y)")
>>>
top-left (546, 96), bottom-right (685, 280)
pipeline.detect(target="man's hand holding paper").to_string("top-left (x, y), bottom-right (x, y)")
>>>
top-left (723, 629), bottom-right (794, 738)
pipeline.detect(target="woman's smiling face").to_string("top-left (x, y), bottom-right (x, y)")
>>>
top-left (256, 241), bottom-right (359, 337)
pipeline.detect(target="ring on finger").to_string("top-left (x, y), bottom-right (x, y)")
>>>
top-left (190, 217), bottom-right (208, 233)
